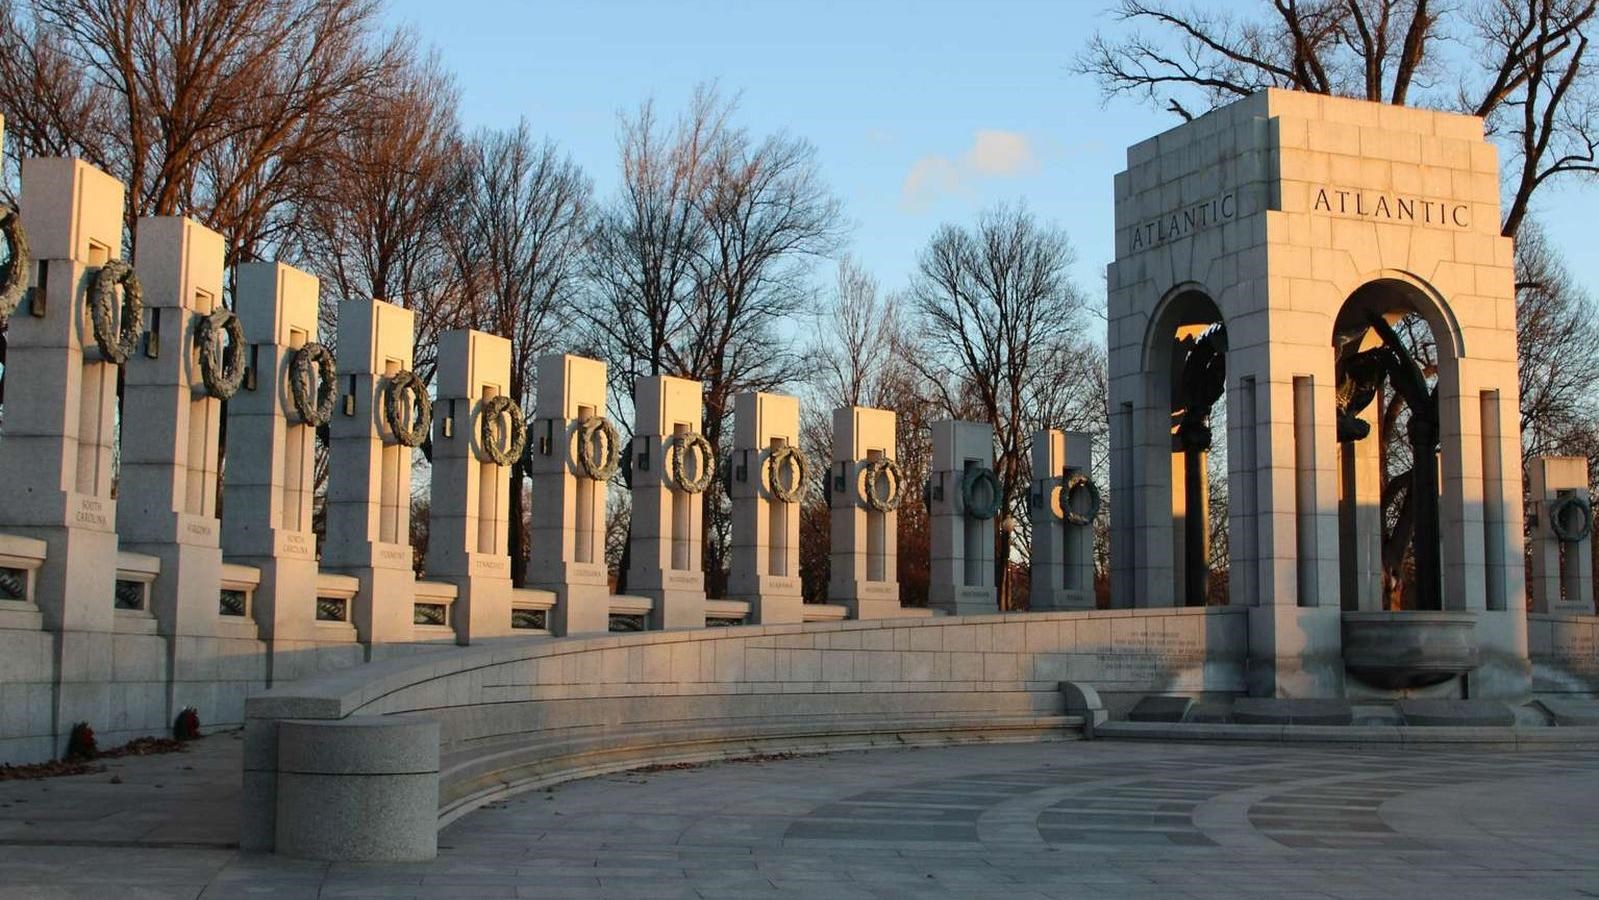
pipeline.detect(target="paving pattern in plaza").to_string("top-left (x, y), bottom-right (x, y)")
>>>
top-left (2, 737), bottom-right (1598, 898)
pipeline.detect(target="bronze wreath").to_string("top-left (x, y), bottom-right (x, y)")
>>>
top-left (575, 415), bottom-right (621, 480)
top-left (88, 259), bottom-right (143, 365)
top-left (766, 444), bottom-right (810, 504)
top-left (960, 466), bottom-right (1002, 520)
top-left (476, 394), bottom-right (527, 467)
top-left (1063, 473), bottom-right (1102, 527)
top-left (860, 457), bottom-right (903, 512)
top-left (195, 307), bottom-right (245, 399)
top-left (289, 342), bottom-right (336, 426)
top-left (0, 206), bottom-right (31, 320)
top-left (381, 369), bottom-right (432, 447)
top-left (1549, 492), bottom-right (1593, 544)
top-left (665, 431), bottom-right (715, 494)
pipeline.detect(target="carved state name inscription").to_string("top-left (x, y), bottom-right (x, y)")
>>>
top-left (1128, 192), bottom-right (1237, 252)
top-left (1312, 187), bottom-right (1469, 228)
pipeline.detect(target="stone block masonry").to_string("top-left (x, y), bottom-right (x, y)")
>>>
top-left (244, 606), bottom-right (1248, 859)
top-left (1108, 89), bottom-right (1529, 700)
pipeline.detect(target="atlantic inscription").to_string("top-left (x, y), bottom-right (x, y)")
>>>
top-left (1312, 187), bottom-right (1469, 228)
top-left (1128, 192), bottom-right (1237, 252)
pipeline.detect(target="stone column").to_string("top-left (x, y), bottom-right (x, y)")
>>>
top-left (119, 219), bottom-right (228, 629)
top-left (1529, 456), bottom-right (1594, 614)
top-left (0, 158), bottom-right (126, 752)
top-left (828, 405), bottom-right (903, 618)
top-left (426, 329), bottom-right (515, 643)
top-left (1336, 401), bottom-right (1384, 611)
top-left (1171, 446), bottom-right (1209, 606)
top-left (322, 299), bottom-right (418, 646)
top-left (117, 215), bottom-right (232, 718)
top-left (727, 392), bottom-right (804, 624)
top-left (927, 420), bottom-right (997, 616)
top-left (1030, 429), bottom-right (1096, 611)
top-left (223, 262), bottom-right (322, 681)
top-left (526, 354), bottom-right (614, 636)
top-left (628, 375), bottom-right (709, 630)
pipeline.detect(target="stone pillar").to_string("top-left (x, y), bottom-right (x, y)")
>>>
top-left (1337, 401), bottom-right (1384, 611)
top-left (426, 329), bottom-right (515, 643)
top-left (526, 354), bottom-right (614, 636)
top-left (322, 299), bottom-right (418, 646)
top-left (727, 392), bottom-right (804, 624)
top-left (1171, 446), bottom-right (1209, 606)
top-left (0, 158), bottom-right (126, 751)
top-left (117, 216), bottom-right (231, 718)
top-left (1030, 429), bottom-right (1096, 611)
top-left (927, 420), bottom-right (997, 616)
top-left (627, 375), bottom-right (709, 630)
top-left (223, 262), bottom-right (322, 680)
top-left (1529, 456), bottom-right (1594, 614)
top-left (828, 405), bottom-right (903, 618)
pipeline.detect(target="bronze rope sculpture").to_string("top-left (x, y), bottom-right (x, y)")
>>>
top-left (1334, 312), bottom-right (1443, 611)
top-left (1172, 323), bottom-right (1226, 606)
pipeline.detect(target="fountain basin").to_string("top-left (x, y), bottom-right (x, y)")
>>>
top-left (1341, 611), bottom-right (1479, 690)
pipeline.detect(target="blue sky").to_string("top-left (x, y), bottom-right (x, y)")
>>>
top-left (383, 0), bottom-right (1599, 309)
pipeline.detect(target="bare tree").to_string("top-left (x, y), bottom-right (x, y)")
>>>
top-left (1514, 220), bottom-right (1599, 458)
top-left (0, 0), bottom-right (407, 263)
top-left (299, 50), bottom-right (466, 381)
top-left (1019, 337), bottom-right (1112, 597)
top-left (803, 261), bottom-right (939, 606)
top-left (583, 86), bottom-right (843, 596)
top-left (1077, 0), bottom-right (1599, 240)
top-left (812, 257), bottom-right (901, 409)
top-left (582, 89), bottom-right (721, 414)
top-left (0, 0), bottom-right (114, 165)
top-left (907, 203), bottom-right (1091, 610)
top-left (1079, 0), bottom-right (1438, 112)
top-left (452, 123), bottom-right (591, 583)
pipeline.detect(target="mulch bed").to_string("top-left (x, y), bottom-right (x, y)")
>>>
top-left (0, 736), bottom-right (190, 782)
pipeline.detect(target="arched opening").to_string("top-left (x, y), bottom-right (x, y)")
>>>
top-left (1332, 278), bottom-right (1459, 612)
top-left (1157, 289), bottom-right (1229, 607)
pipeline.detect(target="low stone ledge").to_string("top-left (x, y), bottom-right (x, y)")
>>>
top-left (1231, 698), bottom-right (1353, 725)
top-left (438, 712), bottom-right (1082, 825)
top-left (243, 607), bottom-right (1249, 720)
top-left (1398, 699), bottom-right (1515, 727)
top-left (1127, 695), bottom-right (1193, 722)
top-left (1094, 720), bottom-right (1599, 749)
top-left (1534, 697), bottom-right (1599, 725)
top-left (244, 607), bottom-right (1248, 859)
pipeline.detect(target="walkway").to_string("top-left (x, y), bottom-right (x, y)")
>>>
top-left (1, 734), bottom-right (1597, 898)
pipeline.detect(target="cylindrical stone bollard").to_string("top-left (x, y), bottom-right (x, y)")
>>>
top-left (274, 714), bottom-right (440, 861)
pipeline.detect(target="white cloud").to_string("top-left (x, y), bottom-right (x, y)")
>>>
top-left (901, 156), bottom-right (965, 212)
top-left (900, 129), bottom-right (1039, 212)
top-left (967, 130), bottom-right (1037, 177)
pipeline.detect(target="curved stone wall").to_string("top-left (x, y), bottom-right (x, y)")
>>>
top-left (1529, 613), bottom-right (1599, 694)
top-left (245, 606), bottom-right (1248, 860)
